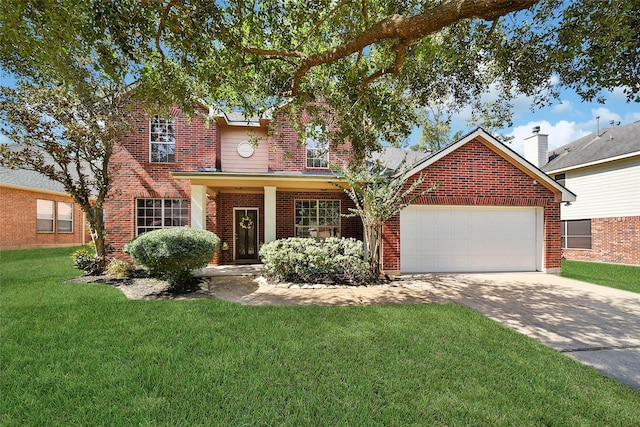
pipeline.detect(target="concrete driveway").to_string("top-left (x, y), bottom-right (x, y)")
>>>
top-left (205, 268), bottom-right (640, 391)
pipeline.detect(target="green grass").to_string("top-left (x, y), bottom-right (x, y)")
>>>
top-left (562, 259), bottom-right (640, 294)
top-left (2, 248), bottom-right (640, 426)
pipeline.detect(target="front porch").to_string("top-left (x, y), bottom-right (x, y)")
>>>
top-left (173, 172), bottom-right (363, 264)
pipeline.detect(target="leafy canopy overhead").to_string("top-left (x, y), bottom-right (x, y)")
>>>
top-left (1, 0), bottom-right (639, 156)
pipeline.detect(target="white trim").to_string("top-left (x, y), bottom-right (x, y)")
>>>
top-left (543, 151), bottom-right (640, 174)
top-left (264, 186), bottom-right (277, 243)
top-left (190, 185), bottom-right (207, 229)
top-left (403, 128), bottom-right (576, 202)
top-left (1, 182), bottom-right (69, 197)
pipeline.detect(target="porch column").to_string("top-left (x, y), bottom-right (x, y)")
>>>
top-left (190, 184), bottom-right (207, 229)
top-left (264, 186), bottom-right (277, 243)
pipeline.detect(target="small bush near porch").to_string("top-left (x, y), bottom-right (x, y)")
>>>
top-left (259, 237), bottom-right (371, 284)
top-left (562, 259), bottom-right (640, 294)
top-left (2, 248), bottom-right (640, 425)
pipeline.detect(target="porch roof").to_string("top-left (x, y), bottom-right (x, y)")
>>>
top-left (171, 170), bottom-right (345, 194)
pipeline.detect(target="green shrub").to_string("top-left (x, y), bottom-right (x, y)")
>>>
top-left (71, 247), bottom-right (105, 275)
top-left (124, 227), bottom-right (220, 292)
top-left (259, 237), bottom-right (371, 284)
top-left (107, 258), bottom-right (134, 279)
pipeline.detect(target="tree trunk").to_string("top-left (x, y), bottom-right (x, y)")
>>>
top-left (364, 222), bottom-right (383, 280)
top-left (84, 205), bottom-right (108, 272)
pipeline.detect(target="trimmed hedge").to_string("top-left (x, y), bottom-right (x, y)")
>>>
top-left (259, 237), bottom-right (371, 284)
top-left (124, 227), bottom-right (220, 289)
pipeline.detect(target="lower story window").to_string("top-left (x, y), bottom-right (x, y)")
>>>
top-left (36, 199), bottom-right (55, 232)
top-left (136, 198), bottom-right (188, 235)
top-left (562, 219), bottom-right (591, 249)
top-left (57, 202), bottom-right (74, 232)
top-left (295, 200), bottom-right (341, 238)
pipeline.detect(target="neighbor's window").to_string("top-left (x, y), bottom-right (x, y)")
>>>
top-left (554, 173), bottom-right (566, 187)
top-left (36, 199), bottom-right (55, 232)
top-left (305, 126), bottom-right (329, 168)
top-left (562, 219), bottom-right (591, 249)
top-left (136, 198), bottom-right (188, 235)
top-left (295, 200), bottom-right (340, 238)
top-left (150, 115), bottom-right (176, 163)
top-left (57, 202), bottom-right (74, 232)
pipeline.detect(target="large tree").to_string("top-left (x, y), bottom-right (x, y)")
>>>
top-left (3, 0), bottom-right (639, 157)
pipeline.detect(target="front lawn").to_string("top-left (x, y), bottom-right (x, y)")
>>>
top-left (2, 248), bottom-right (639, 426)
top-left (562, 259), bottom-right (640, 294)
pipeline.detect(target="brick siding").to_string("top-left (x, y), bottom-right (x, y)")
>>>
top-left (1, 186), bottom-right (89, 249)
top-left (563, 216), bottom-right (640, 265)
top-left (105, 105), bottom-right (218, 255)
top-left (381, 138), bottom-right (561, 271)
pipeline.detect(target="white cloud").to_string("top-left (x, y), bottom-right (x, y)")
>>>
top-left (508, 120), bottom-right (590, 155)
top-left (552, 100), bottom-right (572, 114)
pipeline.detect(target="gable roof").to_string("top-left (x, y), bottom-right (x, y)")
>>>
top-left (542, 120), bottom-right (640, 173)
top-left (405, 127), bottom-right (576, 202)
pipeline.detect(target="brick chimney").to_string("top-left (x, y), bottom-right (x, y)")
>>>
top-left (524, 126), bottom-right (548, 168)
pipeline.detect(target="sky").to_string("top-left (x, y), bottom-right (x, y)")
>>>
top-left (414, 80), bottom-right (640, 156)
top-left (2, 72), bottom-right (639, 156)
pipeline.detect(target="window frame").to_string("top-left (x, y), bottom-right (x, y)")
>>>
top-left (149, 115), bottom-right (176, 163)
top-left (305, 126), bottom-right (329, 169)
top-left (36, 199), bottom-right (55, 233)
top-left (561, 219), bottom-right (592, 250)
top-left (554, 173), bottom-right (566, 187)
top-left (135, 198), bottom-right (189, 236)
top-left (56, 201), bottom-right (74, 233)
top-left (294, 199), bottom-right (341, 238)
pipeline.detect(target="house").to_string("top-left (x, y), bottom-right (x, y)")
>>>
top-left (525, 121), bottom-right (640, 266)
top-left (0, 152), bottom-right (90, 250)
top-left (106, 105), bottom-right (574, 273)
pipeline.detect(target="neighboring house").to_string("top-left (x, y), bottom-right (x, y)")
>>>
top-left (106, 104), bottom-right (574, 273)
top-left (0, 158), bottom-right (90, 250)
top-left (525, 121), bottom-right (640, 266)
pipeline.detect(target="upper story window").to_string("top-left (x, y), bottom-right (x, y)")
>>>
top-left (306, 126), bottom-right (329, 168)
top-left (150, 115), bottom-right (176, 163)
top-left (554, 173), bottom-right (566, 187)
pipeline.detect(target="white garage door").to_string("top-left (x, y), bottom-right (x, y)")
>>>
top-left (400, 205), bottom-right (539, 273)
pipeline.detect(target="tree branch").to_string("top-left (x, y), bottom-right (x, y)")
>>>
top-left (291, 0), bottom-right (540, 94)
top-left (293, 0), bottom-right (354, 51)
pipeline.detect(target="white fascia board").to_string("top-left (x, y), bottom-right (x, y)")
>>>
top-left (543, 151), bottom-right (640, 175)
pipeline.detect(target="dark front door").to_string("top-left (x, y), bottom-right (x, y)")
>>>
top-left (235, 209), bottom-right (258, 260)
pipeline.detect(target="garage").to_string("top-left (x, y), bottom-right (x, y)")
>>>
top-left (400, 205), bottom-right (541, 273)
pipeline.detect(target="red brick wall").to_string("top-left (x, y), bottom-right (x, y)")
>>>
top-left (105, 105), bottom-right (219, 254)
top-left (381, 138), bottom-right (561, 272)
top-left (1, 186), bottom-right (89, 249)
top-left (563, 216), bottom-right (640, 265)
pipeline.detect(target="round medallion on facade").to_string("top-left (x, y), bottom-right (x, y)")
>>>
top-left (237, 141), bottom-right (255, 158)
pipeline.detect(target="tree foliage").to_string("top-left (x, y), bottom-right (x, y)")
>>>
top-left (0, 80), bottom-right (132, 268)
top-left (335, 159), bottom-right (438, 279)
top-left (3, 0), bottom-right (637, 158)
